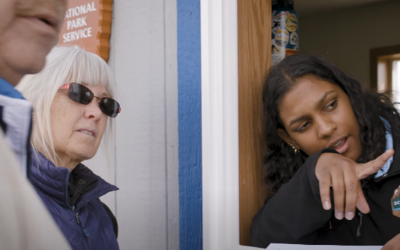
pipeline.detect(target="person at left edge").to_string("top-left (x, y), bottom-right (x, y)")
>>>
top-left (0, 0), bottom-right (68, 176)
top-left (0, 0), bottom-right (71, 249)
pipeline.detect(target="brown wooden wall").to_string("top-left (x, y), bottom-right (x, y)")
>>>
top-left (238, 0), bottom-right (272, 246)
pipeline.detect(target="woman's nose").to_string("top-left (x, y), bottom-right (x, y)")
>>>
top-left (316, 116), bottom-right (336, 139)
top-left (84, 98), bottom-right (103, 119)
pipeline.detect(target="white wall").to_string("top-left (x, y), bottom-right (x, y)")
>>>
top-left (299, 1), bottom-right (400, 89)
top-left (86, 0), bottom-right (179, 249)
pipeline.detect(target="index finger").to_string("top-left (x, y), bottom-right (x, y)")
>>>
top-left (357, 149), bottom-right (394, 179)
top-left (319, 172), bottom-right (332, 211)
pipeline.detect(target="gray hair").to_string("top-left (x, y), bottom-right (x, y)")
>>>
top-left (16, 45), bottom-right (116, 166)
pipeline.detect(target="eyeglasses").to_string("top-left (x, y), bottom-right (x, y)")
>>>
top-left (59, 83), bottom-right (121, 118)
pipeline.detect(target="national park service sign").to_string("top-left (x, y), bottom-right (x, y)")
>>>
top-left (57, 0), bottom-right (113, 62)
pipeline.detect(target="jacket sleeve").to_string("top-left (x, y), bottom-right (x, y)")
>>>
top-left (250, 149), bottom-right (338, 248)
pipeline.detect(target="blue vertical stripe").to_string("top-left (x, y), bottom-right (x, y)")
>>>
top-left (177, 0), bottom-right (202, 250)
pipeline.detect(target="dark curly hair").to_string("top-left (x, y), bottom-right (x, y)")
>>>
top-left (263, 54), bottom-right (400, 196)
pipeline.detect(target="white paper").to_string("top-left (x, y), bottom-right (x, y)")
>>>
top-left (266, 243), bottom-right (382, 250)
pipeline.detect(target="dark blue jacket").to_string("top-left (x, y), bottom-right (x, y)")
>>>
top-left (29, 151), bottom-right (119, 250)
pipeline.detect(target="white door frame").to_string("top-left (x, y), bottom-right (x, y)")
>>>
top-left (201, 0), bottom-right (258, 249)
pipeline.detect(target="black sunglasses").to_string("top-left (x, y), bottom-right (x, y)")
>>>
top-left (59, 83), bottom-right (121, 118)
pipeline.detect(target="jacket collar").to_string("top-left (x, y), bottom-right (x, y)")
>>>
top-left (386, 131), bottom-right (400, 177)
top-left (29, 150), bottom-right (118, 209)
top-left (374, 127), bottom-right (400, 182)
top-left (0, 77), bottom-right (24, 99)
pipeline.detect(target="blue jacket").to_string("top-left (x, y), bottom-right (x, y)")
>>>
top-left (29, 151), bottom-right (119, 250)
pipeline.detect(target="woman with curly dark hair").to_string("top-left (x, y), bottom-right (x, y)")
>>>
top-left (251, 54), bottom-right (400, 249)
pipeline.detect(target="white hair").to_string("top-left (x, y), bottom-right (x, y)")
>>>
top-left (16, 45), bottom-right (116, 167)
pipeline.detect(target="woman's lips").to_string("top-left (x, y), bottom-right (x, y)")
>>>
top-left (330, 137), bottom-right (349, 154)
top-left (77, 129), bottom-right (97, 137)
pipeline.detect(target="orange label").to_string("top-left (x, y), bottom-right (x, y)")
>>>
top-left (57, 0), bottom-right (113, 62)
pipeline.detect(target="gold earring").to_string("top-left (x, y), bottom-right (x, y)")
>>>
top-left (292, 145), bottom-right (299, 154)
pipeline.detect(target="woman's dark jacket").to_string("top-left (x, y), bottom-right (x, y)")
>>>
top-left (251, 135), bottom-right (400, 247)
top-left (29, 151), bottom-right (119, 250)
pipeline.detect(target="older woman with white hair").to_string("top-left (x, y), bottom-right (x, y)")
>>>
top-left (17, 46), bottom-right (120, 250)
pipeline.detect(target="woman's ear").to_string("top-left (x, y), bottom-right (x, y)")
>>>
top-left (277, 128), bottom-right (298, 149)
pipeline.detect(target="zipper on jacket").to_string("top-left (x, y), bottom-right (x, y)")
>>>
top-left (70, 179), bottom-right (91, 239)
top-left (72, 206), bottom-right (90, 238)
top-left (356, 182), bottom-right (370, 238)
top-left (356, 212), bottom-right (363, 237)
top-left (72, 206), bottom-right (90, 250)
top-left (74, 210), bottom-right (90, 238)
